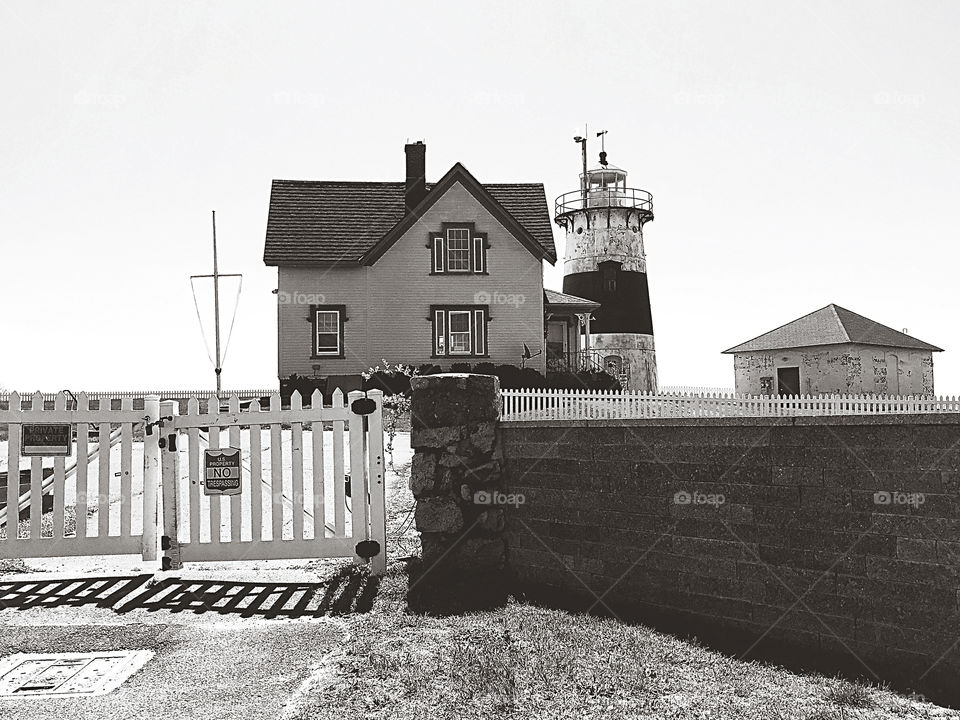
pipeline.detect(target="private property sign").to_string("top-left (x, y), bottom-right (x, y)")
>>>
top-left (21, 424), bottom-right (72, 456)
top-left (203, 448), bottom-right (242, 496)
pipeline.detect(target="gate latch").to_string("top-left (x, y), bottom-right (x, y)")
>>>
top-left (350, 397), bottom-right (377, 416)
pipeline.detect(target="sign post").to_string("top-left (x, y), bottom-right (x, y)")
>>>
top-left (203, 448), bottom-right (241, 496)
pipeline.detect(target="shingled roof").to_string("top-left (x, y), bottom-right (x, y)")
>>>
top-left (723, 304), bottom-right (943, 354)
top-left (263, 171), bottom-right (556, 265)
top-left (544, 288), bottom-right (600, 310)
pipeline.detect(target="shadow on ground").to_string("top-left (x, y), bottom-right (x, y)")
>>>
top-left (0, 566), bottom-right (381, 618)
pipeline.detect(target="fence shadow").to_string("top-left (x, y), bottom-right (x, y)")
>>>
top-left (0, 566), bottom-right (380, 618)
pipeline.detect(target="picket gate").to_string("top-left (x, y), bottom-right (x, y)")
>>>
top-left (159, 389), bottom-right (386, 575)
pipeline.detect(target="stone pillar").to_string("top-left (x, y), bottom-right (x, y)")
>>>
top-left (407, 373), bottom-right (507, 612)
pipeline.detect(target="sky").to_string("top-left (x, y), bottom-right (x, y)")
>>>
top-left (1, 1), bottom-right (958, 393)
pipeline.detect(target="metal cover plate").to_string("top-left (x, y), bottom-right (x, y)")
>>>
top-left (0, 651), bottom-right (153, 698)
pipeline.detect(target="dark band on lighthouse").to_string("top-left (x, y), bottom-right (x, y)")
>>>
top-left (563, 266), bottom-right (654, 336)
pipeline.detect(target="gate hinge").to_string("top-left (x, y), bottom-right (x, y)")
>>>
top-left (355, 540), bottom-right (381, 560)
top-left (161, 535), bottom-right (171, 551)
top-left (144, 415), bottom-right (173, 435)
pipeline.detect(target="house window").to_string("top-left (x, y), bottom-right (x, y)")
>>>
top-left (432, 305), bottom-right (488, 357)
top-left (311, 305), bottom-right (346, 358)
top-left (429, 225), bottom-right (487, 274)
top-left (447, 229), bottom-right (471, 271)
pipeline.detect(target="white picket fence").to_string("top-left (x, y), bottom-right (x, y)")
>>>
top-left (0, 392), bottom-right (160, 560)
top-left (501, 388), bottom-right (960, 421)
top-left (0, 389), bottom-right (386, 575)
top-left (0, 389), bottom-right (275, 406)
top-left (659, 385), bottom-right (736, 396)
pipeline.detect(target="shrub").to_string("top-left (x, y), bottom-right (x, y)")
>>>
top-left (363, 370), bottom-right (412, 397)
top-left (493, 364), bottom-right (522, 389)
top-left (416, 363), bottom-right (443, 377)
top-left (472, 362), bottom-right (497, 376)
top-left (281, 374), bottom-right (325, 404)
top-left (546, 370), bottom-right (621, 391)
top-left (450, 362), bottom-right (473, 373)
top-left (518, 367), bottom-right (548, 389)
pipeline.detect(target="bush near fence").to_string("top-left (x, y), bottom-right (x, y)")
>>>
top-left (500, 413), bottom-right (960, 705)
top-left (282, 364), bottom-right (620, 405)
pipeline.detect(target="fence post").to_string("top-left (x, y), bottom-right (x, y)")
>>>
top-left (160, 400), bottom-right (182, 571)
top-left (365, 390), bottom-right (387, 576)
top-left (142, 394), bottom-right (160, 561)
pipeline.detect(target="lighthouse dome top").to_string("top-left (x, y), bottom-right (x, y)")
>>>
top-left (581, 164), bottom-right (628, 187)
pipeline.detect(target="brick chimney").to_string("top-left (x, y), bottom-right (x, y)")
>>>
top-left (405, 141), bottom-right (427, 213)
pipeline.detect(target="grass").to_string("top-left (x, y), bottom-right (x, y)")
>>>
top-left (286, 565), bottom-right (948, 719)
top-left (282, 461), bottom-right (951, 720)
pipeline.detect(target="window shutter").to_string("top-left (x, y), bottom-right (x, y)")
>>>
top-left (434, 309), bottom-right (446, 355)
top-left (473, 309), bottom-right (485, 355)
top-left (473, 236), bottom-right (485, 273)
top-left (432, 237), bottom-right (444, 273)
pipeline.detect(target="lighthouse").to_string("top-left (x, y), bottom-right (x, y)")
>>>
top-left (556, 134), bottom-right (657, 391)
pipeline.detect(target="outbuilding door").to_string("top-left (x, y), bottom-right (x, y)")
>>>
top-left (776, 367), bottom-right (801, 396)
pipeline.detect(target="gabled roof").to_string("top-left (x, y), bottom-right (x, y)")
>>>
top-left (544, 288), bottom-right (600, 311)
top-left (263, 165), bottom-right (556, 266)
top-left (722, 304), bottom-right (943, 354)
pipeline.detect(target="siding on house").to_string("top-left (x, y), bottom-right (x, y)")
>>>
top-left (278, 181), bottom-right (546, 379)
top-left (732, 343), bottom-right (935, 396)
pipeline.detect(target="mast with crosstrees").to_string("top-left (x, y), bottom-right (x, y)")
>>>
top-left (190, 210), bottom-right (242, 398)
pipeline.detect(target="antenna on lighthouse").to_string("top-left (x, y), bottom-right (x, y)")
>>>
top-left (573, 129), bottom-right (588, 201)
top-left (597, 129), bottom-right (608, 166)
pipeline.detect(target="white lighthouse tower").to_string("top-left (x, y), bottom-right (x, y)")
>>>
top-left (555, 133), bottom-right (657, 391)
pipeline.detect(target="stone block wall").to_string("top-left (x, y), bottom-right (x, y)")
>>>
top-left (501, 414), bottom-right (960, 704)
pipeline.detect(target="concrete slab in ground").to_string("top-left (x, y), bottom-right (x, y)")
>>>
top-left (0, 563), bottom-right (374, 720)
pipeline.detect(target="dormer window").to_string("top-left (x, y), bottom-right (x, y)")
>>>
top-left (430, 223), bottom-right (487, 274)
top-left (446, 228), bottom-right (471, 271)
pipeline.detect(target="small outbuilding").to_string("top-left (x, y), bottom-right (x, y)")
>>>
top-left (722, 304), bottom-right (943, 397)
